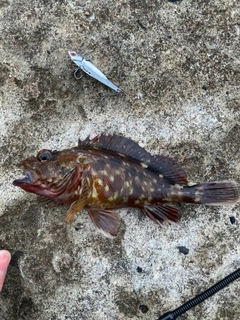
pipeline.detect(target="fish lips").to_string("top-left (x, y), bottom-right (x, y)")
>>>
top-left (13, 170), bottom-right (35, 186)
top-left (13, 161), bottom-right (39, 187)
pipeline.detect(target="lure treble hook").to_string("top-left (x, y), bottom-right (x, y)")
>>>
top-left (73, 67), bottom-right (84, 80)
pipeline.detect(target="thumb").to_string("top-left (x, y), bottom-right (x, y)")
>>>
top-left (0, 250), bottom-right (11, 292)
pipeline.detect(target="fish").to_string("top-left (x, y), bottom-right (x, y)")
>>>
top-left (13, 134), bottom-right (239, 237)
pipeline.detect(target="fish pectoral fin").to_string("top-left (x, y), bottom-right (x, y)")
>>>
top-left (65, 197), bottom-right (88, 223)
top-left (142, 205), bottom-right (180, 226)
top-left (87, 208), bottom-right (121, 238)
top-left (65, 173), bottom-right (91, 223)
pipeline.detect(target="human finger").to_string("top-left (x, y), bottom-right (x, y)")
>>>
top-left (0, 250), bottom-right (11, 292)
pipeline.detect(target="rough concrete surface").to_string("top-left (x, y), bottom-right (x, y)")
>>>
top-left (0, 0), bottom-right (239, 319)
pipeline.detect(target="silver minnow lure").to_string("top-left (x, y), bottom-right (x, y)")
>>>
top-left (68, 50), bottom-right (122, 93)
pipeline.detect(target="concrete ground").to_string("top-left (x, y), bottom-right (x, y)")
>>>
top-left (0, 0), bottom-right (239, 319)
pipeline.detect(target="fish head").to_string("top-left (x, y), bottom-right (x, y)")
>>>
top-left (13, 148), bottom-right (84, 197)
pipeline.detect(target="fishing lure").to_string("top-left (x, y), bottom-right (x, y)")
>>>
top-left (68, 50), bottom-right (122, 93)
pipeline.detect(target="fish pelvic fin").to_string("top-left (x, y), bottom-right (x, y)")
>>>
top-left (87, 208), bottom-right (121, 238)
top-left (142, 205), bottom-right (180, 226)
top-left (189, 180), bottom-right (239, 205)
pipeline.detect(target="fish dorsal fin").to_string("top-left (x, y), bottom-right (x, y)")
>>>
top-left (78, 134), bottom-right (187, 185)
top-left (150, 154), bottom-right (187, 185)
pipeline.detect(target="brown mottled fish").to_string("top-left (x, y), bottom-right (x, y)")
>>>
top-left (13, 134), bottom-right (239, 237)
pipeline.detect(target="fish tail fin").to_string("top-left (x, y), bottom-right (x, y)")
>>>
top-left (186, 180), bottom-right (239, 205)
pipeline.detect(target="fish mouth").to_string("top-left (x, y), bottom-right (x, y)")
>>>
top-left (13, 170), bottom-right (34, 186)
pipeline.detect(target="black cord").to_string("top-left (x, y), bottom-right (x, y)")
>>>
top-left (157, 267), bottom-right (240, 320)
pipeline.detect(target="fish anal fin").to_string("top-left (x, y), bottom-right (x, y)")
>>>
top-left (78, 134), bottom-right (187, 185)
top-left (142, 205), bottom-right (180, 226)
top-left (87, 208), bottom-right (121, 237)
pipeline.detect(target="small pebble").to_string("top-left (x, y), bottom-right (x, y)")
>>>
top-left (229, 216), bottom-right (235, 224)
top-left (137, 266), bottom-right (142, 273)
top-left (75, 223), bottom-right (82, 231)
top-left (202, 85), bottom-right (207, 90)
top-left (140, 305), bottom-right (149, 313)
top-left (47, 50), bottom-right (51, 55)
top-left (178, 246), bottom-right (189, 255)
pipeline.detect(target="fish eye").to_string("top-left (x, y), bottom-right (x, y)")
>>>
top-left (38, 150), bottom-right (53, 162)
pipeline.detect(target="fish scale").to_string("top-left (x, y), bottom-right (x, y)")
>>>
top-left (13, 134), bottom-right (239, 237)
top-left (87, 154), bottom-right (170, 208)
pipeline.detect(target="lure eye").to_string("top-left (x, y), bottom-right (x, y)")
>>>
top-left (38, 150), bottom-right (53, 162)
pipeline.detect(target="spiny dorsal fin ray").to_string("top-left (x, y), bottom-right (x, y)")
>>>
top-left (78, 134), bottom-right (187, 185)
